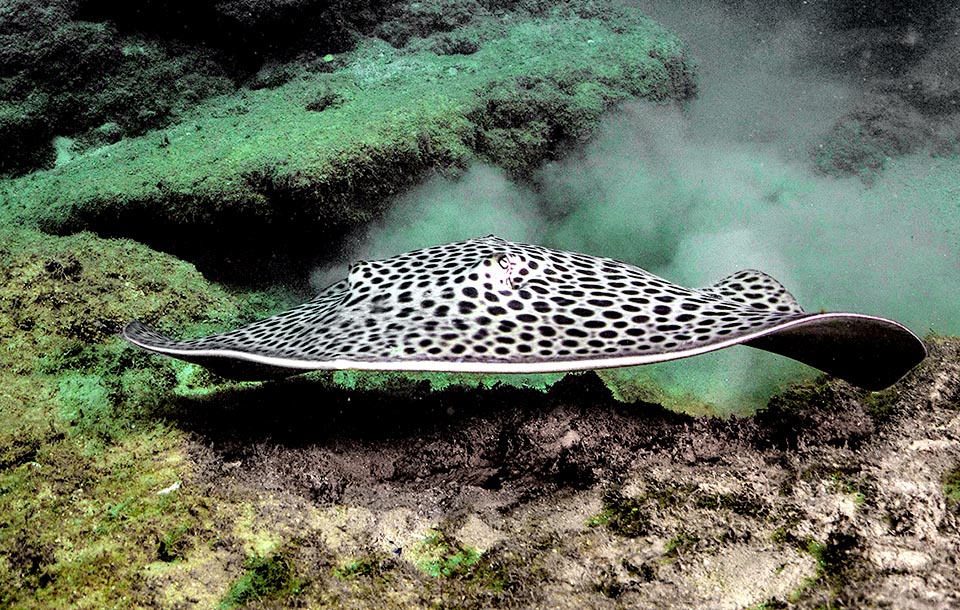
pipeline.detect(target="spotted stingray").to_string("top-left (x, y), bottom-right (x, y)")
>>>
top-left (123, 236), bottom-right (926, 390)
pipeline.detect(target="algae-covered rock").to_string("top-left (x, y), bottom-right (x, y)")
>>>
top-left (0, 227), bottom-right (247, 440)
top-left (3, 2), bottom-right (696, 280)
top-left (375, 0), bottom-right (487, 47)
top-left (0, 0), bottom-right (233, 176)
top-left (0, 228), bottom-right (239, 348)
top-left (1, 0), bottom-right (415, 176)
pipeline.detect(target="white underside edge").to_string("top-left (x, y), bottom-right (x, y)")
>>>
top-left (123, 312), bottom-right (918, 374)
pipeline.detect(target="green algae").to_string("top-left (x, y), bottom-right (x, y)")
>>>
top-left (0, 3), bottom-right (232, 176)
top-left (327, 539), bottom-right (522, 605)
top-left (663, 531), bottom-right (699, 560)
top-left (0, 228), bottom-right (239, 345)
top-left (692, 491), bottom-right (771, 518)
top-left (0, 226), bottom-right (246, 608)
top-left (764, 378), bottom-right (838, 415)
top-left (219, 554), bottom-right (302, 609)
top-left (0, 417), bottom-right (212, 609)
top-left (410, 529), bottom-right (482, 578)
top-left (0, 0), bottom-right (393, 176)
top-left (0, 228), bottom-right (249, 442)
top-left (943, 465), bottom-right (960, 511)
top-left (333, 556), bottom-right (387, 580)
top-left (156, 523), bottom-right (194, 563)
top-left (587, 490), bottom-right (650, 538)
top-left (862, 388), bottom-right (900, 423)
top-left (787, 533), bottom-right (864, 606)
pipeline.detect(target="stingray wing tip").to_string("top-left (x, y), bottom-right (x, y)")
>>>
top-left (122, 320), bottom-right (174, 350)
top-left (746, 313), bottom-right (927, 391)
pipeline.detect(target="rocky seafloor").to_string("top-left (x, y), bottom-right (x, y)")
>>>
top-left (2, 0), bottom-right (959, 608)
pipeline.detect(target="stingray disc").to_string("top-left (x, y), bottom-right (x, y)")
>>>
top-left (123, 235), bottom-right (926, 390)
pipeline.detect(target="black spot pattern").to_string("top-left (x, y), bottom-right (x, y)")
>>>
top-left (124, 236), bottom-right (810, 366)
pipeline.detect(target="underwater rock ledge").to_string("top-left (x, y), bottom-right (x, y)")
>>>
top-left (2, 1), bottom-right (696, 282)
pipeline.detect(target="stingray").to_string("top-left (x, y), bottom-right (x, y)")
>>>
top-left (123, 236), bottom-right (926, 390)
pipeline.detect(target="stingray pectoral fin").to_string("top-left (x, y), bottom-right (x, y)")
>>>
top-left (122, 320), bottom-right (300, 381)
top-left (744, 313), bottom-right (926, 391)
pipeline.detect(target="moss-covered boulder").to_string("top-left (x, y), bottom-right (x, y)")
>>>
top-left (0, 0), bottom-right (235, 176)
top-left (0, 229), bottom-right (238, 350)
top-left (3, 2), bottom-right (696, 281)
top-left (0, 0), bottom-right (424, 176)
top-left (0, 226), bottom-right (253, 456)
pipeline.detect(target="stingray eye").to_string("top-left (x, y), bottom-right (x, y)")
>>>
top-left (497, 254), bottom-right (509, 269)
